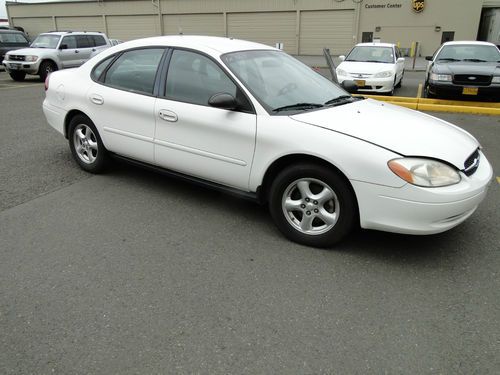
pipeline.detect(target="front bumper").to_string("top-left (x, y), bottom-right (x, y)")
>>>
top-left (338, 75), bottom-right (395, 93)
top-left (427, 80), bottom-right (500, 100)
top-left (352, 151), bottom-right (493, 235)
top-left (2, 59), bottom-right (41, 74)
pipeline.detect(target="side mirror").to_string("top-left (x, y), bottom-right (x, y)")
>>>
top-left (338, 55), bottom-right (346, 62)
top-left (342, 80), bottom-right (358, 93)
top-left (208, 93), bottom-right (237, 110)
top-left (59, 44), bottom-right (68, 50)
top-left (397, 57), bottom-right (405, 62)
top-left (425, 56), bottom-right (433, 61)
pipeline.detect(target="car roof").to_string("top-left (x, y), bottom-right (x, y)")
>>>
top-left (442, 40), bottom-right (497, 47)
top-left (355, 42), bottom-right (395, 48)
top-left (112, 35), bottom-right (276, 55)
top-left (40, 31), bottom-right (104, 36)
top-left (0, 29), bottom-right (24, 34)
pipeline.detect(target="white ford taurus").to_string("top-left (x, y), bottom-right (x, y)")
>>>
top-left (43, 36), bottom-right (493, 247)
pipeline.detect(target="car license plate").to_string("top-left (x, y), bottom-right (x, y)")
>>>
top-left (10, 63), bottom-right (21, 70)
top-left (462, 87), bottom-right (478, 95)
top-left (354, 80), bottom-right (366, 87)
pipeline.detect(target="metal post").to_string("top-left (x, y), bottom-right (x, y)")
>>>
top-left (323, 48), bottom-right (338, 83)
top-left (412, 42), bottom-right (419, 70)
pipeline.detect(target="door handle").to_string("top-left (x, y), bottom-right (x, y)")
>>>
top-left (75, 50), bottom-right (79, 54)
top-left (159, 110), bottom-right (178, 122)
top-left (90, 94), bottom-right (104, 105)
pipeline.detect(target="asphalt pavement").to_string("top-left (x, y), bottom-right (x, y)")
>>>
top-left (1, 73), bottom-right (499, 374)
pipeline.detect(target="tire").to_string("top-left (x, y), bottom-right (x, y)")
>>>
top-left (395, 71), bottom-right (404, 88)
top-left (268, 163), bottom-right (357, 248)
top-left (39, 60), bottom-right (57, 81)
top-left (68, 114), bottom-right (109, 173)
top-left (9, 71), bottom-right (26, 81)
top-left (424, 82), bottom-right (435, 98)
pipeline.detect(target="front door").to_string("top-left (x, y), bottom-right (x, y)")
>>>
top-left (59, 35), bottom-right (79, 68)
top-left (154, 49), bottom-right (256, 190)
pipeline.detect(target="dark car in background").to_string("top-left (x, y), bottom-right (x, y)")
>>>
top-left (0, 29), bottom-right (30, 68)
top-left (424, 41), bottom-right (500, 100)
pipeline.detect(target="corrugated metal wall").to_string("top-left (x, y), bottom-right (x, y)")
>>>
top-left (7, 0), bottom-right (358, 55)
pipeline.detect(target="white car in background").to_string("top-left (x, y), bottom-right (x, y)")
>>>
top-left (336, 43), bottom-right (405, 95)
top-left (42, 36), bottom-right (492, 247)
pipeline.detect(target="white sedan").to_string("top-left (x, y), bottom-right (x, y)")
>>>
top-left (336, 43), bottom-right (405, 95)
top-left (43, 36), bottom-right (492, 247)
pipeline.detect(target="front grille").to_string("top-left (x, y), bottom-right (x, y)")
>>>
top-left (453, 74), bottom-right (491, 86)
top-left (463, 149), bottom-right (480, 176)
top-left (9, 55), bottom-right (26, 62)
top-left (350, 73), bottom-right (372, 78)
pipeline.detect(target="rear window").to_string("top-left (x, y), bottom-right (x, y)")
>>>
top-left (91, 35), bottom-right (107, 47)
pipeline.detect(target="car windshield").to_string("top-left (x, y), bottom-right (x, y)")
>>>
top-left (0, 32), bottom-right (29, 44)
top-left (436, 44), bottom-right (500, 62)
top-left (221, 50), bottom-right (349, 114)
top-left (30, 34), bottom-right (60, 49)
top-left (345, 46), bottom-right (395, 63)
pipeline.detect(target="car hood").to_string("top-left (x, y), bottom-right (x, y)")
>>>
top-left (432, 61), bottom-right (500, 75)
top-left (337, 61), bottom-right (394, 74)
top-left (290, 99), bottom-right (479, 169)
top-left (5, 47), bottom-right (49, 55)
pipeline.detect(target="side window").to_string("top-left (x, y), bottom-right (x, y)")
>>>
top-left (103, 48), bottom-right (164, 95)
top-left (92, 35), bottom-right (107, 47)
top-left (165, 49), bottom-right (237, 106)
top-left (91, 55), bottom-right (115, 81)
top-left (61, 36), bottom-right (77, 49)
top-left (76, 35), bottom-right (92, 49)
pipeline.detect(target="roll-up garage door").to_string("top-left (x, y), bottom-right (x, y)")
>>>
top-left (227, 12), bottom-right (296, 53)
top-left (11, 17), bottom-right (53, 39)
top-left (299, 10), bottom-right (354, 55)
top-left (163, 13), bottom-right (224, 36)
top-left (107, 15), bottom-right (160, 41)
top-left (56, 16), bottom-right (105, 33)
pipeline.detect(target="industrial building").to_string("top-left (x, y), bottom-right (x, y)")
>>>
top-left (6, 0), bottom-right (500, 56)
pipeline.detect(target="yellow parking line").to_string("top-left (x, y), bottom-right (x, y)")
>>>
top-left (497, 177), bottom-right (500, 185)
top-left (417, 83), bottom-right (423, 99)
top-left (0, 83), bottom-right (42, 90)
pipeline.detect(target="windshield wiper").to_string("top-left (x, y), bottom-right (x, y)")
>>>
top-left (324, 95), bottom-right (355, 106)
top-left (437, 58), bottom-right (461, 62)
top-left (463, 58), bottom-right (487, 62)
top-left (272, 103), bottom-right (324, 112)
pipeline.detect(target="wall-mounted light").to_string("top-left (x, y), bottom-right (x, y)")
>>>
top-left (375, 26), bottom-right (381, 32)
top-left (435, 26), bottom-right (441, 32)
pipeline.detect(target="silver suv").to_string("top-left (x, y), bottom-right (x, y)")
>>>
top-left (2, 31), bottom-right (111, 81)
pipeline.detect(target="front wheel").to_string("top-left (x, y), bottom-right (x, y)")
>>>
top-left (268, 164), bottom-right (358, 248)
top-left (39, 60), bottom-right (57, 81)
top-left (68, 114), bottom-right (109, 173)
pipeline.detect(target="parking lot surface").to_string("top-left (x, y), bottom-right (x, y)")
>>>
top-left (1, 73), bottom-right (499, 374)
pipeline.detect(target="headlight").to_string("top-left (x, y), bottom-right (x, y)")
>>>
top-left (374, 71), bottom-right (393, 78)
top-left (430, 73), bottom-right (452, 82)
top-left (4, 53), bottom-right (10, 60)
top-left (336, 69), bottom-right (348, 77)
top-left (492, 76), bottom-right (500, 83)
top-left (388, 158), bottom-right (461, 187)
top-left (25, 55), bottom-right (38, 62)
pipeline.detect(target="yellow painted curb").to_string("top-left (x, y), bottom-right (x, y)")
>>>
top-left (354, 94), bottom-right (500, 115)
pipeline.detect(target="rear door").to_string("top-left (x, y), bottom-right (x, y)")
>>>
top-left (75, 35), bottom-right (93, 65)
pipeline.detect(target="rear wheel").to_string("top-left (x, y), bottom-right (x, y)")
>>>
top-left (9, 71), bottom-right (26, 81)
top-left (39, 60), bottom-right (57, 81)
top-left (68, 114), bottom-right (109, 173)
top-left (268, 163), bottom-right (357, 248)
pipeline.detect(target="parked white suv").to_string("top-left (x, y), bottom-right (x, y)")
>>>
top-left (2, 31), bottom-right (111, 81)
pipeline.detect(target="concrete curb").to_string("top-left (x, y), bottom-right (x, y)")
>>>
top-left (356, 94), bottom-right (500, 115)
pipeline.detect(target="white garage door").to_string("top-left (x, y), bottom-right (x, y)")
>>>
top-left (107, 15), bottom-right (160, 41)
top-left (227, 12), bottom-right (296, 53)
top-left (299, 10), bottom-right (355, 55)
top-left (56, 16), bottom-right (105, 33)
top-left (163, 13), bottom-right (224, 36)
top-left (11, 17), bottom-right (53, 39)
